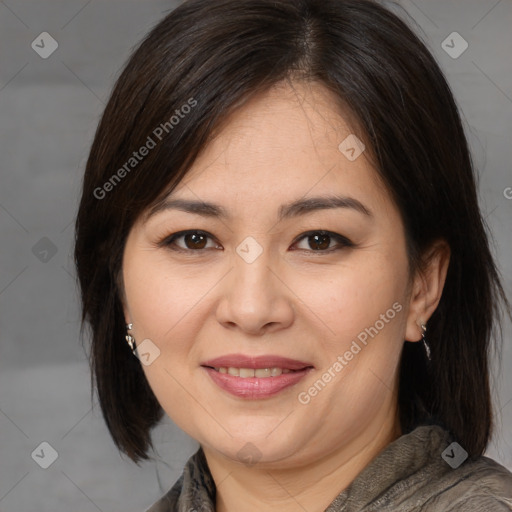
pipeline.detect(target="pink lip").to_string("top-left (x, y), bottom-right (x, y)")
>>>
top-left (203, 367), bottom-right (312, 399)
top-left (201, 354), bottom-right (313, 371)
top-left (201, 354), bottom-right (314, 399)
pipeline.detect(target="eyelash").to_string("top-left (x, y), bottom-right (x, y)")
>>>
top-left (158, 229), bottom-right (355, 254)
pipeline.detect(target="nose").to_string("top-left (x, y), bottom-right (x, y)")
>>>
top-left (215, 245), bottom-right (295, 336)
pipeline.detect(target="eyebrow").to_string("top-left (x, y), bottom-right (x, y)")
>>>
top-left (146, 195), bottom-right (373, 222)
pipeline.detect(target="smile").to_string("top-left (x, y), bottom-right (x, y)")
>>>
top-left (203, 367), bottom-right (312, 399)
top-left (201, 354), bottom-right (314, 399)
top-left (212, 367), bottom-right (296, 377)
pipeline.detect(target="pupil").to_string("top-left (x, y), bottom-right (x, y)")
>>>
top-left (186, 233), bottom-right (207, 249)
top-left (311, 233), bottom-right (330, 250)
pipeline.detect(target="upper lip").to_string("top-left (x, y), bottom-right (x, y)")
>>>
top-left (201, 354), bottom-right (314, 370)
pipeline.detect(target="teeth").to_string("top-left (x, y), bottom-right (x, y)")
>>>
top-left (213, 367), bottom-right (294, 378)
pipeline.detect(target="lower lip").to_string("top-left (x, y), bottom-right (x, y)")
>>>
top-left (203, 367), bottom-right (312, 399)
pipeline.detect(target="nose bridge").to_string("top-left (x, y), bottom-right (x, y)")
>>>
top-left (215, 236), bottom-right (293, 333)
top-left (232, 236), bottom-right (275, 298)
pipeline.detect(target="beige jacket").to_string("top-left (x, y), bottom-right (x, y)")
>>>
top-left (145, 424), bottom-right (512, 511)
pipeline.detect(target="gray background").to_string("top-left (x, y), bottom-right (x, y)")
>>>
top-left (0, 0), bottom-right (511, 510)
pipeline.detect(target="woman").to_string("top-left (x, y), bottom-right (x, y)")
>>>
top-left (74, 0), bottom-right (512, 510)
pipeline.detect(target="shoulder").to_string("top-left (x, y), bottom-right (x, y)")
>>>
top-left (431, 455), bottom-right (512, 511)
top-left (339, 425), bottom-right (512, 511)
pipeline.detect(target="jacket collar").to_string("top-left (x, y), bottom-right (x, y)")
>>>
top-left (150, 424), bottom-right (454, 511)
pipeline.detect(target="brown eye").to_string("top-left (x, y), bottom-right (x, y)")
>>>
top-left (308, 233), bottom-right (331, 250)
top-left (183, 232), bottom-right (208, 249)
top-left (160, 229), bottom-right (353, 254)
top-left (160, 230), bottom-right (219, 252)
top-left (293, 231), bottom-right (354, 252)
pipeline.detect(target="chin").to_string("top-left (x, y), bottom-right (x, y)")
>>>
top-left (201, 427), bottom-right (306, 467)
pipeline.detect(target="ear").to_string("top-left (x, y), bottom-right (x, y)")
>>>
top-left (405, 239), bottom-right (450, 342)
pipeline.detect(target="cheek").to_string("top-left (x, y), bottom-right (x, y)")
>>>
top-left (123, 252), bottom-right (211, 339)
top-left (297, 254), bottom-right (409, 344)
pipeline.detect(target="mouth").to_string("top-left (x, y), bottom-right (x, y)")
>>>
top-left (201, 354), bottom-right (314, 399)
top-left (207, 367), bottom-right (301, 378)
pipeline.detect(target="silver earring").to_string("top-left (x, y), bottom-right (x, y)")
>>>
top-left (421, 322), bottom-right (431, 361)
top-left (125, 323), bottom-right (136, 354)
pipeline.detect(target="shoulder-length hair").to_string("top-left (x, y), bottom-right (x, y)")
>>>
top-left (74, 0), bottom-right (510, 462)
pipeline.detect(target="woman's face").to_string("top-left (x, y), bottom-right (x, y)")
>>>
top-left (122, 81), bottom-right (421, 467)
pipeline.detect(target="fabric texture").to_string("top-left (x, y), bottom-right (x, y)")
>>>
top-left (145, 424), bottom-right (512, 511)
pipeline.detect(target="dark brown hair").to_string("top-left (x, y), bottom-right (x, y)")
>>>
top-left (74, 0), bottom-right (510, 462)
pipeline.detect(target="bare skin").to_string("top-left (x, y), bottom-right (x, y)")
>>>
top-left (121, 80), bottom-right (450, 512)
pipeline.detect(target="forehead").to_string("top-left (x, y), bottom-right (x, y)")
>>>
top-left (148, 80), bottom-right (393, 222)
top-left (193, 80), bottom-right (362, 171)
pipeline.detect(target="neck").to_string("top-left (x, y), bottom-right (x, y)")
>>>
top-left (202, 413), bottom-right (401, 512)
